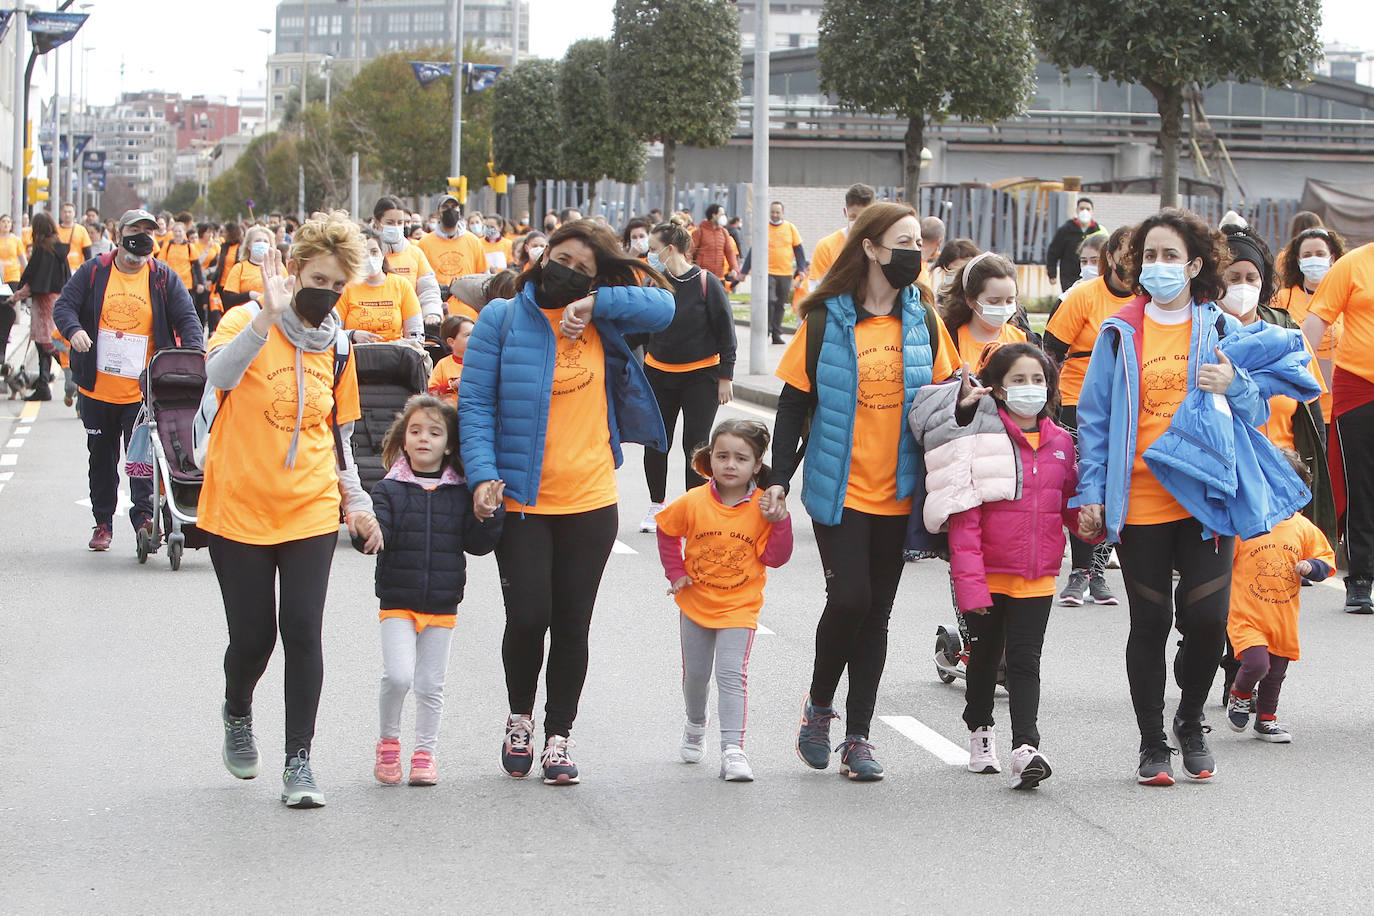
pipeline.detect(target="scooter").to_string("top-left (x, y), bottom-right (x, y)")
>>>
top-left (933, 616), bottom-right (1008, 688)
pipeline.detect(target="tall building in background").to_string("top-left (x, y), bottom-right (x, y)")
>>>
top-left (735, 0), bottom-right (823, 50)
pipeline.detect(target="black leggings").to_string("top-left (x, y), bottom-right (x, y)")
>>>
top-left (963, 595), bottom-right (1052, 748)
top-left (1337, 400), bottom-right (1374, 577)
top-left (1058, 405), bottom-right (1113, 573)
top-left (810, 509), bottom-right (908, 738)
top-left (210, 532), bottom-right (336, 762)
top-left (643, 365), bottom-right (719, 505)
top-left (0, 300), bottom-right (15, 363)
top-left (496, 505), bottom-right (618, 739)
top-left (1117, 518), bottom-right (1235, 745)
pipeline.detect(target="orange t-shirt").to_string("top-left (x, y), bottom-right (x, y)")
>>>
top-left (223, 260), bottom-right (286, 298)
top-left (956, 322), bottom-right (1027, 373)
top-left (56, 223), bottom-right (92, 273)
top-left (503, 309), bottom-right (617, 514)
top-left (378, 609), bottom-right (456, 631)
top-left (481, 236), bottom-right (513, 271)
top-left (1258, 335), bottom-right (1326, 450)
top-left (1278, 284), bottom-right (1339, 419)
top-left (1046, 277), bottom-right (1135, 405)
top-left (767, 220), bottom-right (802, 276)
top-left (197, 305), bottom-right (362, 545)
top-left (447, 299), bottom-right (480, 321)
top-left (776, 311), bottom-right (959, 515)
top-left (428, 354), bottom-right (462, 405)
top-left (645, 353), bottom-right (721, 373)
top-left (160, 241), bottom-right (198, 290)
top-left (82, 262), bottom-right (154, 405)
top-left (418, 231), bottom-right (487, 284)
top-left (1128, 314), bottom-right (1192, 526)
top-left (336, 274), bottom-right (422, 342)
top-left (0, 235), bottom-right (23, 282)
top-left (1309, 243), bottom-right (1374, 380)
top-left (385, 244), bottom-right (435, 289)
top-left (1228, 513), bottom-right (1334, 661)
top-left (654, 484), bottom-right (776, 630)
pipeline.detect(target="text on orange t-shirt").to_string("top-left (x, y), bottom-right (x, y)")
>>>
top-left (1228, 513), bottom-right (1334, 661)
top-left (82, 262), bottom-right (154, 405)
top-left (336, 274), bottom-right (422, 341)
top-left (1127, 314), bottom-right (1193, 526)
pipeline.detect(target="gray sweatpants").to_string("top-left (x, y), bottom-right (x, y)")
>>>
top-left (379, 617), bottom-right (455, 753)
top-left (680, 613), bottom-right (755, 750)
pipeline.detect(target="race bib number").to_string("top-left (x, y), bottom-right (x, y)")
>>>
top-left (96, 327), bottom-right (149, 380)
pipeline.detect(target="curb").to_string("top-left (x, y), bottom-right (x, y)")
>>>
top-left (732, 382), bottom-right (779, 411)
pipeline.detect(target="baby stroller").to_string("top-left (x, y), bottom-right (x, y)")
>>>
top-left (350, 341), bottom-right (432, 492)
top-left (1, 286), bottom-right (38, 399)
top-left (135, 348), bottom-right (209, 570)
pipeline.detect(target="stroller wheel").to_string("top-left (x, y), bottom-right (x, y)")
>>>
top-left (136, 527), bottom-right (151, 564)
top-left (168, 533), bottom-right (184, 571)
top-left (934, 626), bottom-right (960, 684)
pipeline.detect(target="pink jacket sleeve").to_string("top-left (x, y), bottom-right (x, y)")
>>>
top-left (948, 505), bottom-right (994, 612)
top-left (657, 529), bottom-right (688, 583)
top-left (759, 515), bottom-right (794, 568)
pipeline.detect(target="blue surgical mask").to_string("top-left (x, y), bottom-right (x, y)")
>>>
top-left (646, 251), bottom-right (665, 274)
top-left (1139, 262), bottom-right (1189, 303)
top-left (1299, 256), bottom-right (1331, 285)
top-left (249, 241), bottom-right (269, 263)
top-left (380, 225), bottom-right (403, 246)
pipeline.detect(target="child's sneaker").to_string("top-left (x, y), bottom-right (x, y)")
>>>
top-left (639, 502), bottom-right (664, 532)
top-left (500, 714), bottom-right (535, 778)
top-left (837, 735), bottom-right (884, 781)
top-left (409, 750), bottom-right (437, 786)
top-left (374, 738), bottom-right (402, 785)
top-left (541, 735), bottom-right (579, 785)
top-left (680, 719), bottom-right (706, 763)
top-left (1226, 691), bottom-right (1254, 732)
top-left (720, 745), bottom-right (754, 781)
top-left (968, 726), bottom-right (1001, 774)
top-left (1010, 744), bottom-right (1052, 790)
top-left (1058, 569), bottom-right (1088, 606)
top-left (1254, 718), bottom-right (1292, 743)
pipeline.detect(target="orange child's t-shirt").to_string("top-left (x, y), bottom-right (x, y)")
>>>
top-left (503, 309), bottom-right (617, 515)
top-left (428, 354), bottom-right (462, 406)
top-left (336, 274), bottom-right (422, 342)
top-left (655, 485), bottom-right (776, 630)
top-left (1127, 313), bottom-right (1193, 526)
top-left (1046, 277), bottom-right (1135, 406)
top-left (775, 309), bottom-right (959, 516)
top-left (956, 322), bottom-right (1027, 374)
top-left (196, 305), bottom-right (362, 545)
top-left (1228, 513), bottom-right (1334, 661)
top-left (1308, 243), bottom-right (1374, 381)
top-left (81, 262), bottom-right (154, 405)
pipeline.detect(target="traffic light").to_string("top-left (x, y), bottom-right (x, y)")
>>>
top-left (485, 161), bottom-right (508, 194)
top-left (447, 175), bottom-right (467, 205)
top-left (23, 145), bottom-right (34, 178)
top-left (27, 177), bottom-right (49, 203)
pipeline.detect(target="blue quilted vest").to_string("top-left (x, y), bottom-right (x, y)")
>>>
top-left (802, 286), bottom-right (934, 526)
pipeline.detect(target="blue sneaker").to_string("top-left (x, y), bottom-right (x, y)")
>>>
top-left (796, 695), bottom-right (839, 769)
top-left (837, 735), bottom-right (885, 781)
top-left (1253, 719), bottom-right (1292, 743)
top-left (1226, 691), bottom-right (1253, 733)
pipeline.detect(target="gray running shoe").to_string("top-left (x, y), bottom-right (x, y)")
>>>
top-left (1058, 569), bottom-right (1089, 607)
top-left (221, 703), bottom-right (260, 780)
top-left (1088, 572), bottom-right (1119, 606)
top-left (281, 750), bottom-right (326, 808)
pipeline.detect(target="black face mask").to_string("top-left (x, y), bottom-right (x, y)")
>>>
top-left (878, 247), bottom-right (922, 290)
top-left (539, 259), bottom-right (594, 308)
top-left (1113, 262), bottom-right (1130, 283)
top-left (121, 233), bottom-right (155, 257)
top-left (293, 286), bottom-right (341, 327)
top-left (440, 208), bottom-right (460, 230)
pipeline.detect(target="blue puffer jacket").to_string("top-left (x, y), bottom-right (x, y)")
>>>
top-left (459, 281), bottom-right (674, 505)
top-left (803, 286), bottom-right (937, 527)
top-left (1143, 321), bottom-right (1314, 539)
top-left (1072, 297), bottom-right (1266, 543)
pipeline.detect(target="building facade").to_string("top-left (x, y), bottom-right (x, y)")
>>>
top-left (273, 0), bottom-right (529, 63)
top-left (736, 0), bottom-right (823, 51)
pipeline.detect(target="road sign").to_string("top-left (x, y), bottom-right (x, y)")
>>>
top-left (82, 150), bottom-right (104, 170)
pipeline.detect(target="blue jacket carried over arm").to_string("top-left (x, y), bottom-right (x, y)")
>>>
top-left (458, 281), bottom-right (673, 506)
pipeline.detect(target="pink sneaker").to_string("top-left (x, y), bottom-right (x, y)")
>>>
top-left (409, 750), bottom-right (437, 786)
top-left (375, 738), bottom-right (402, 785)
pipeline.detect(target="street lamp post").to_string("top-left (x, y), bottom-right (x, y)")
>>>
top-left (450, 0), bottom-right (464, 180)
top-left (10, 8), bottom-right (29, 224)
top-left (259, 27), bottom-right (272, 128)
top-left (321, 55), bottom-right (332, 111)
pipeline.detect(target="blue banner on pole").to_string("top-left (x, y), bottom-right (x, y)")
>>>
top-left (27, 11), bottom-right (88, 54)
top-left (410, 61), bottom-right (451, 87)
top-left (467, 64), bottom-right (503, 92)
top-left (82, 150), bottom-right (104, 171)
top-left (410, 61), bottom-right (503, 91)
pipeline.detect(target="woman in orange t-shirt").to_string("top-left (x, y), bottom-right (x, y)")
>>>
top-left (199, 214), bottom-right (380, 810)
top-left (767, 203), bottom-right (959, 781)
top-left (1276, 226), bottom-right (1346, 423)
top-left (0, 214), bottom-right (26, 370)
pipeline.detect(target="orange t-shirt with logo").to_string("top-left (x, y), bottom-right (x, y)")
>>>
top-left (197, 305), bottom-right (362, 545)
top-left (160, 241), bottom-right (198, 290)
top-left (1309, 243), bottom-right (1374, 380)
top-left (1046, 277), bottom-right (1135, 406)
top-left (82, 262), bottom-right (155, 405)
top-left (767, 220), bottom-right (802, 276)
top-left (1258, 335), bottom-right (1326, 451)
top-left (956, 322), bottom-right (1027, 374)
top-left (428, 354), bottom-right (462, 405)
top-left (336, 274), bottom-right (421, 342)
top-left (418, 231), bottom-right (487, 284)
top-left (503, 309), bottom-right (617, 515)
top-left (57, 223), bottom-right (92, 273)
top-left (1128, 314), bottom-right (1193, 526)
top-left (655, 485), bottom-right (777, 630)
top-left (1228, 513), bottom-right (1334, 661)
top-left (776, 312), bottom-right (959, 516)
top-left (481, 236), bottom-right (513, 271)
top-left (385, 244), bottom-right (434, 290)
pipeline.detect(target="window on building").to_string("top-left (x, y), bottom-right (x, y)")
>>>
top-left (389, 12), bottom-right (410, 32)
top-left (313, 15), bottom-right (328, 36)
top-left (331, 14), bottom-right (343, 34)
top-left (274, 67), bottom-right (284, 84)
top-left (414, 10), bottom-right (443, 33)
top-left (290, 67), bottom-right (300, 83)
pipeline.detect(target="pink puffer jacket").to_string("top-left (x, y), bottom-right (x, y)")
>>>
top-left (948, 409), bottom-right (1087, 612)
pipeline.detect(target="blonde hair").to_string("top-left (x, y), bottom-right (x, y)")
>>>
top-left (242, 224), bottom-right (273, 249)
top-left (289, 210), bottom-right (368, 284)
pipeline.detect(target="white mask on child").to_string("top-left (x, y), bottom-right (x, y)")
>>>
top-left (1004, 384), bottom-right (1047, 417)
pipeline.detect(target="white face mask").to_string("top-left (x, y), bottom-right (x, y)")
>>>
top-left (1299, 256), bottom-right (1331, 285)
top-left (1079, 262), bottom-right (1100, 282)
top-left (978, 302), bottom-right (1017, 325)
top-left (366, 254), bottom-right (385, 277)
top-left (468, 222), bottom-right (483, 234)
top-left (715, 214), bottom-right (728, 227)
top-left (526, 246), bottom-right (546, 263)
top-left (629, 236), bottom-right (648, 255)
top-left (1003, 384), bottom-right (1048, 418)
top-left (1077, 209), bottom-right (1093, 225)
top-left (379, 225), bottom-right (403, 246)
top-left (1220, 282), bottom-right (1261, 317)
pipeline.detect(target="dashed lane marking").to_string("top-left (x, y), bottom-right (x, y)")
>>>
top-left (5, 438), bottom-right (24, 448)
top-left (880, 715), bottom-right (970, 767)
top-left (612, 539), bottom-right (637, 555)
top-left (0, 472), bottom-right (12, 482)
top-left (0, 454), bottom-right (15, 466)
top-left (13, 426), bottom-right (29, 435)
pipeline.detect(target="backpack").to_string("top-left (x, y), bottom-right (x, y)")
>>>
top-left (192, 303), bottom-right (351, 470)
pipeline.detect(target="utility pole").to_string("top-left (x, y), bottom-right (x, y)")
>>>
top-left (450, 0), bottom-right (464, 180)
top-left (11, 7), bottom-right (28, 222)
top-left (748, 0), bottom-right (770, 374)
top-left (50, 48), bottom-right (60, 215)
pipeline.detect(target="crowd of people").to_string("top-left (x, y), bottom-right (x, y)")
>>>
top-left (3, 183), bottom-right (1371, 806)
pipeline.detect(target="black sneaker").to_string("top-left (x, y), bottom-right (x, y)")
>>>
top-left (1172, 717), bottom-right (1216, 780)
top-left (1137, 742), bottom-right (1177, 786)
top-left (221, 703), bottom-right (260, 779)
top-left (281, 750), bottom-right (326, 808)
top-left (1345, 577), bottom-right (1373, 614)
top-left (796, 695), bottom-right (839, 769)
top-left (836, 735), bottom-right (885, 781)
top-left (500, 714), bottom-right (535, 778)
top-left (540, 734), bottom-right (579, 785)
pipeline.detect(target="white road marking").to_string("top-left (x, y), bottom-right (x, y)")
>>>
top-left (76, 491), bottom-right (133, 512)
top-left (13, 426), bottom-right (30, 435)
top-left (0, 454), bottom-right (15, 466)
top-left (19, 416), bottom-right (35, 424)
top-left (612, 539), bottom-right (637, 555)
top-left (756, 624), bottom-right (774, 635)
top-left (0, 471), bottom-right (11, 482)
top-left (880, 715), bottom-right (970, 767)
top-left (5, 438), bottom-right (24, 448)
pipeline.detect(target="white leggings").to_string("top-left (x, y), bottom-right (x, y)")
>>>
top-left (680, 614), bottom-right (755, 750)
top-left (379, 617), bottom-right (455, 753)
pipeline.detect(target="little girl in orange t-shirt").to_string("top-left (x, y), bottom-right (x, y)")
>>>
top-left (655, 419), bottom-right (793, 782)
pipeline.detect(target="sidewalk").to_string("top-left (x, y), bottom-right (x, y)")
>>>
top-left (730, 317), bottom-right (793, 410)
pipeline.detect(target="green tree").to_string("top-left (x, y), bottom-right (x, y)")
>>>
top-left (1029, 0), bottom-right (1322, 207)
top-left (158, 180), bottom-right (199, 215)
top-left (493, 58), bottom-right (564, 224)
top-left (279, 69), bottom-right (330, 128)
top-left (818, 0), bottom-right (1036, 205)
top-left (558, 39), bottom-right (644, 205)
top-left (611, 0), bottom-right (740, 215)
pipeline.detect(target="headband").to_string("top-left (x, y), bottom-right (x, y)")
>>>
top-left (1225, 233), bottom-right (1267, 272)
top-left (961, 250), bottom-right (997, 292)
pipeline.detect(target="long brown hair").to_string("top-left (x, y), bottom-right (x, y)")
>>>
top-left (799, 202), bottom-right (922, 318)
top-left (942, 251), bottom-right (1018, 338)
top-left (30, 212), bottom-right (57, 253)
top-left (690, 418), bottom-right (772, 487)
top-left (380, 395), bottom-right (460, 473)
top-left (516, 219), bottom-right (669, 292)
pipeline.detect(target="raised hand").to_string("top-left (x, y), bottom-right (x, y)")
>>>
top-left (257, 245), bottom-right (295, 322)
top-left (957, 363), bottom-right (993, 411)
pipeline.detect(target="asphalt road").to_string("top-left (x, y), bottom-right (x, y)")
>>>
top-left (2, 391), bottom-right (1370, 915)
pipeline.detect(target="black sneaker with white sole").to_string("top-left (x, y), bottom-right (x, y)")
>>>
top-left (1172, 717), bottom-right (1216, 780)
top-left (541, 735), bottom-right (580, 785)
top-left (1137, 742), bottom-right (1176, 786)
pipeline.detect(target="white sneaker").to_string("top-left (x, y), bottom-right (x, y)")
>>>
top-left (680, 719), bottom-right (707, 763)
top-left (968, 726), bottom-right (1001, 774)
top-left (639, 503), bottom-right (664, 532)
top-left (1010, 744), bottom-right (1052, 789)
top-left (720, 745), bottom-right (754, 781)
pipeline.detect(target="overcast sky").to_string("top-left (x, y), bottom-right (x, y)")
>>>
top-left (30, 0), bottom-right (1373, 107)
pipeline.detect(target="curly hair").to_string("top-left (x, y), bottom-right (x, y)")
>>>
top-left (1124, 208), bottom-right (1231, 304)
top-left (1278, 227), bottom-right (1347, 291)
top-left (289, 210), bottom-right (368, 284)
